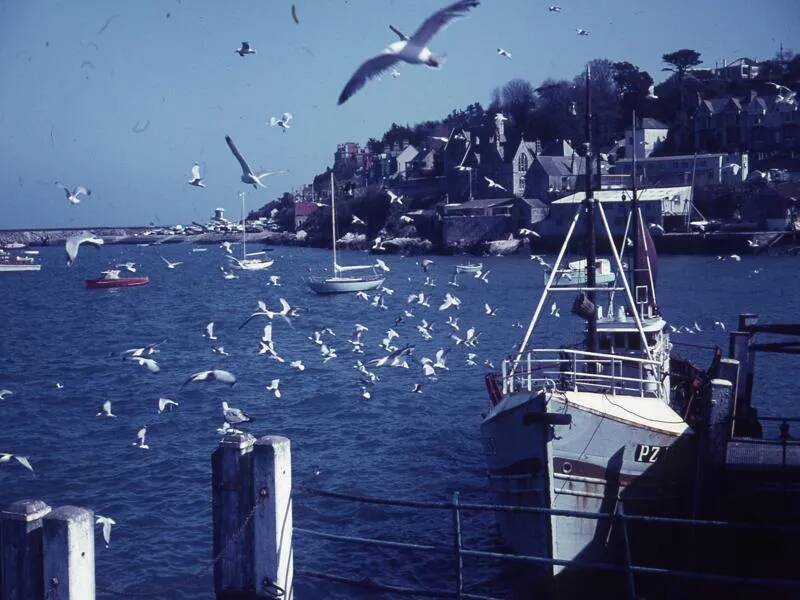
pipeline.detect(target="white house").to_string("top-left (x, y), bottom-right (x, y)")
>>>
top-left (625, 118), bottom-right (669, 159)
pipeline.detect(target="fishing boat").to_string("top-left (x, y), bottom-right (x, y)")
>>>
top-left (544, 258), bottom-right (615, 287)
top-left (0, 249), bottom-right (41, 272)
top-left (308, 173), bottom-right (385, 294)
top-left (455, 262), bottom-right (483, 274)
top-left (227, 192), bottom-right (274, 271)
top-left (479, 92), bottom-right (720, 594)
top-left (85, 269), bottom-right (149, 288)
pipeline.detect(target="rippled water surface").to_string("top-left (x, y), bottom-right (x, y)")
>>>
top-left (1, 245), bottom-right (798, 599)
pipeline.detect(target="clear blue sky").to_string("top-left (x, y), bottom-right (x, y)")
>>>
top-left (0, 0), bottom-right (797, 228)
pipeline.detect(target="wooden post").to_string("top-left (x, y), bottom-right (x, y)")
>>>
top-left (42, 506), bottom-right (95, 600)
top-left (0, 499), bottom-right (51, 600)
top-left (451, 492), bottom-right (463, 600)
top-left (706, 379), bottom-right (733, 467)
top-left (212, 432), bottom-right (256, 599)
top-left (729, 331), bottom-right (751, 434)
top-left (253, 436), bottom-right (293, 599)
top-left (718, 358), bottom-right (740, 436)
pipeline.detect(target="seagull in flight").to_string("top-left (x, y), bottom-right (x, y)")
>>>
top-left (161, 256), bottom-right (183, 269)
top-left (158, 398), bottom-right (179, 413)
top-left (235, 41), bottom-right (256, 56)
top-left (65, 232), bottom-right (104, 266)
top-left (55, 182), bottom-right (91, 205)
top-left (576, 28), bottom-right (590, 36)
top-left (182, 369), bottom-right (237, 387)
top-left (374, 259), bottom-right (390, 272)
top-left (496, 48), bottom-right (512, 59)
top-left (204, 322), bottom-right (217, 340)
top-left (352, 215), bottom-right (366, 226)
top-left (519, 228), bottom-right (540, 238)
top-left (225, 135), bottom-right (286, 189)
top-left (95, 516), bottom-right (116, 547)
top-left (133, 427), bottom-right (149, 449)
top-left (0, 389), bottom-right (13, 400)
top-left (96, 400), bottom-right (116, 417)
top-left (550, 302), bottom-right (561, 317)
top-left (269, 112), bottom-right (293, 131)
top-left (337, 0), bottom-right (480, 104)
top-left (548, 5), bottom-right (562, 11)
top-left (265, 379), bottom-right (281, 398)
top-left (484, 176), bottom-right (507, 191)
top-left (188, 163), bottom-right (205, 187)
top-left (0, 453), bottom-right (33, 471)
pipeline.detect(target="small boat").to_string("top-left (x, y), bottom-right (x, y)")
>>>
top-left (456, 262), bottom-right (483, 274)
top-left (308, 173), bottom-right (385, 294)
top-left (544, 258), bottom-right (615, 287)
top-left (227, 192), bottom-right (274, 271)
top-left (0, 249), bottom-right (41, 272)
top-left (85, 270), bottom-right (149, 289)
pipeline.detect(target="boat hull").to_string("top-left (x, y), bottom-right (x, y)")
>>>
top-left (229, 259), bottom-right (274, 271)
top-left (307, 276), bottom-right (385, 294)
top-left (85, 276), bottom-right (150, 289)
top-left (456, 264), bottom-right (483, 274)
top-left (0, 264), bottom-right (41, 272)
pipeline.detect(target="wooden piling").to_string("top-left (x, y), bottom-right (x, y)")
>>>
top-left (212, 432), bottom-right (256, 599)
top-left (253, 436), bottom-right (293, 599)
top-left (718, 358), bottom-right (740, 436)
top-left (729, 332), bottom-right (752, 434)
top-left (706, 379), bottom-right (733, 467)
top-left (42, 506), bottom-right (95, 600)
top-left (0, 499), bottom-right (51, 600)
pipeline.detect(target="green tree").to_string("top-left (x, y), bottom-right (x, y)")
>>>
top-left (662, 49), bottom-right (702, 114)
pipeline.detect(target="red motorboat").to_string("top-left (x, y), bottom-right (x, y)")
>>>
top-left (85, 270), bottom-right (150, 289)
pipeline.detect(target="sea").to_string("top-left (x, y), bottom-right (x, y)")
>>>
top-left (1, 244), bottom-right (798, 599)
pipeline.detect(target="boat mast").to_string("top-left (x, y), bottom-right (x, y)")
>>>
top-left (330, 172), bottom-right (338, 274)
top-left (240, 191), bottom-right (246, 259)
top-left (631, 111), bottom-right (639, 306)
top-left (584, 65), bottom-right (598, 353)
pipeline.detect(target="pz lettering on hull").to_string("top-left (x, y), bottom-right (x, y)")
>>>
top-left (634, 444), bottom-right (667, 463)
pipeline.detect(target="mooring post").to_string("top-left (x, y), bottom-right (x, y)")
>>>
top-left (0, 499), bottom-right (51, 600)
top-left (253, 436), bottom-right (293, 599)
top-left (452, 491), bottom-right (463, 600)
top-left (706, 379), bottom-right (733, 467)
top-left (42, 506), bottom-right (95, 600)
top-left (729, 332), bottom-right (752, 434)
top-left (718, 358), bottom-right (740, 436)
top-left (212, 432), bottom-right (257, 599)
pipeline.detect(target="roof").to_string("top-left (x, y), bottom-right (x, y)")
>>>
top-left (449, 197), bottom-right (514, 210)
top-left (517, 197), bottom-right (548, 209)
top-left (535, 155), bottom-right (586, 177)
top-left (552, 186), bottom-right (691, 205)
top-left (294, 202), bottom-right (319, 217)
top-left (615, 153), bottom-right (728, 163)
top-left (638, 118), bottom-right (668, 130)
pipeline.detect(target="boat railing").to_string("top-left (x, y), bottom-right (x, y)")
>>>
top-left (502, 349), bottom-right (663, 399)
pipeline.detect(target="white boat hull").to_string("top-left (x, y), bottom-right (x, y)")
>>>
top-left (0, 264), bottom-right (41, 272)
top-left (307, 276), bottom-right (385, 294)
top-left (230, 259), bottom-right (274, 271)
top-left (456, 263), bottom-right (483, 274)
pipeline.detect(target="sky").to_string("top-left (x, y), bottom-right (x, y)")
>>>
top-left (0, 0), bottom-right (797, 229)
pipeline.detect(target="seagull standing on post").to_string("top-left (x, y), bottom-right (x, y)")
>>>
top-left (337, 0), bottom-right (480, 105)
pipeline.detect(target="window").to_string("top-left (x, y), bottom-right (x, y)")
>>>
top-left (518, 153), bottom-right (528, 172)
top-left (614, 333), bottom-right (626, 349)
top-left (628, 334), bottom-right (641, 350)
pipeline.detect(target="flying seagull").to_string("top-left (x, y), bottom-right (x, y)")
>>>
top-left (337, 0), bottom-right (480, 104)
top-left (0, 453), bottom-right (34, 471)
top-left (55, 182), bottom-right (91, 205)
top-left (188, 163), bottom-right (205, 187)
top-left (484, 176), bottom-right (506, 191)
top-left (235, 42), bottom-right (256, 56)
top-left (158, 398), bottom-right (179, 413)
top-left (0, 390), bottom-right (13, 400)
top-left (133, 426), bottom-right (149, 449)
top-left (182, 369), bottom-right (237, 387)
top-left (387, 190), bottom-right (404, 205)
top-left (576, 28), bottom-right (589, 36)
top-left (161, 256), bottom-right (183, 269)
top-left (266, 379), bottom-right (281, 398)
top-left (96, 400), bottom-right (116, 417)
top-left (65, 232), bottom-right (104, 266)
top-left (95, 516), bottom-right (116, 547)
top-left (496, 48), bottom-right (512, 59)
top-left (225, 135), bottom-right (286, 189)
top-left (548, 5), bottom-right (562, 11)
top-left (269, 113), bottom-right (293, 131)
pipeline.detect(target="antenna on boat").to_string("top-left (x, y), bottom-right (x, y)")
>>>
top-left (330, 172), bottom-right (338, 274)
top-left (584, 64), bottom-right (598, 353)
top-left (240, 191), bottom-right (246, 259)
top-left (631, 111), bottom-right (639, 306)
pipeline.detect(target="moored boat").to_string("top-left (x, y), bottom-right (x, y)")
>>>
top-left (0, 249), bottom-right (41, 272)
top-left (455, 262), bottom-right (483, 274)
top-left (544, 257), bottom-right (615, 287)
top-left (85, 270), bottom-right (149, 288)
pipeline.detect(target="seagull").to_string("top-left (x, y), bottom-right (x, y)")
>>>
top-left (548, 5), bottom-right (562, 11)
top-left (730, 254), bottom-right (742, 262)
top-left (439, 292), bottom-right (461, 311)
top-left (222, 401), bottom-right (252, 425)
top-left (221, 268), bottom-right (237, 280)
top-left (714, 321), bottom-right (727, 331)
top-left (372, 237), bottom-right (386, 251)
top-left (161, 256), bottom-right (183, 269)
top-left (370, 344), bottom-right (414, 368)
top-left (400, 215), bottom-right (414, 225)
top-left (648, 223), bottom-right (665, 234)
top-left (204, 322), bottom-right (217, 340)
top-left (55, 182), bottom-right (91, 205)
top-left (421, 259), bottom-right (434, 272)
top-left (320, 343), bottom-right (338, 363)
top-left (133, 427), bottom-right (149, 449)
top-left (182, 369), bottom-right (236, 387)
top-left (519, 228), bottom-right (540, 238)
top-left (0, 389), bottom-right (13, 400)
top-left (212, 346), bottom-right (229, 357)
top-left (693, 321), bottom-right (703, 333)
top-left (465, 353), bottom-right (477, 366)
top-left (95, 516), bottom-right (116, 547)
top-left (390, 67), bottom-right (401, 78)
top-left (0, 454), bottom-right (34, 472)
top-left (55, 383), bottom-right (64, 389)
top-left (96, 400), bottom-right (116, 417)
top-left (550, 302), bottom-right (560, 317)
top-left (267, 275), bottom-right (281, 286)
top-left (225, 135), bottom-right (286, 189)
top-left (412, 383), bottom-right (424, 394)
top-left (431, 136), bottom-right (450, 143)
top-left (474, 269), bottom-right (490, 283)
top-left (374, 259), bottom-right (390, 272)
top-left (576, 28), bottom-right (589, 36)
top-left (269, 112), bottom-right (293, 131)
top-left (221, 241), bottom-right (233, 254)
top-left (446, 315), bottom-right (460, 330)
top-left (568, 101), bottom-right (578, 116)
top-left (116, 262), bottom-right (136, 273)
top-left (158, 398), bottom-right (179, 413)
top-left (361, 386), bottom-right (372, 400)
top-left (235, 41), bottom-right (256, 56)
top-left (484, 176), bottom-right (507, 191)
top-left (352, 215), bottom-right (366, 226)
top-left (337, 0), bottom-right (480, 104)
top-left (386, 190), bottom-right (404, 205)
top-left (65, 232), bottom-right (104, 266)
top-left (417, 319), bottom-right (434, 340)
top-left (290, 360), bottom-right (305, 371)
top-left (484, 303), bottom-right (498, 317)
top-left (265, 379), bottom-right (281, 398)
top-left (746, 239), bottom-right (760, 248)
top-left (646, 84), bottom-right (658, 100)
top-left (125, 356), bottom-right (160, 373)
top-left (496, 48), bottom-right (512, 59)
top-left (188, 163), bottom-right (205, 187)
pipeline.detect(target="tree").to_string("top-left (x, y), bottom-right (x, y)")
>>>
top-left (662, 49), bottom-right (702, 114)
top-left (612, 61), bottom-right (655, 126)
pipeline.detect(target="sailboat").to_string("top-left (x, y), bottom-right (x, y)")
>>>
top-left (479, 81), bottom-right (718, 594)
top-left (307, 173), bottom-right (385, 294)
top-left (227, 192), bottom-right (274, 271)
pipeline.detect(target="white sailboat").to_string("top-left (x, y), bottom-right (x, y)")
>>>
top-left (227, 192), bottom-right (273, 271)
top-left (308, 173), bottom-right (385, 294)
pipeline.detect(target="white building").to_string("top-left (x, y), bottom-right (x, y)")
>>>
top-left (625, 118), bottom-right (669, 159)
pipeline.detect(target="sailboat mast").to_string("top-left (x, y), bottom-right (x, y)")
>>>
top-left (631, 111), bottom-right (639, 300)
top-left (330, 172), bottom-right (337, 273)
top-left (584, 65), bottom-right (598, 353)
top-left (240, 191), bottom-right (246, 259)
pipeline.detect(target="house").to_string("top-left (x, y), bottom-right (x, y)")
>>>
top-left (624, 118), bottom-right (669, 159)
top-left (442, 197), bottom-right (549, 245)
top-left (693, 91), bottom-right (799, 153)
top-left (613, 153), bottom-right (748, 187)
top-left (717, 57), bottom-right (761, 81)
top-left (293, 202), bottom-right (319, 231)
top-left (524, 154), bottom-right (587, 200)
top-left (538, 186), bottom-right (692, 239)
top-left (394, 144), bottom-right (419, 179)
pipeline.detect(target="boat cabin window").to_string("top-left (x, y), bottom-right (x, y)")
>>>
top-left (599, 335), bottom-right (611, 351)
top-left (628, 333), bottom-right (641, 350)
top-left (614, 332), bottom-right (626, 349)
